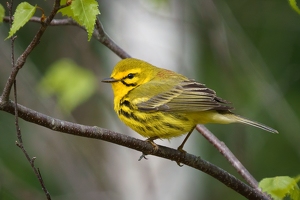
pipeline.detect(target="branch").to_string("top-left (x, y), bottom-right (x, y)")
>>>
top-left (0, 99), bottom-right (268, 200)
top-left (2, 16), bottom-right (131, 59)
top-left (1, 0), bottom-right (62, 103)
top-left (196, 125), bottom-right (271, 199)
top-left (11, 70), bottom-right (51, 199)
top-left (94, 18), bottom-right (131, 59)
top-left (196, 125), bottom-right (258, 187)
top-left (3, 16), bottom-right (79, 26)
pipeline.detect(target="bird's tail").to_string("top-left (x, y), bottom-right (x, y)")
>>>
top-left (230, 114), bottom-right (278, 133)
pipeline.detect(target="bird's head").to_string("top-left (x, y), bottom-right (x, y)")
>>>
top-left (102, 58), bottom-right (157, 100)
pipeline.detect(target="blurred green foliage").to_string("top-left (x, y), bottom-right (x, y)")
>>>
top-left (37, 58), bottom-right (97, 113)
top-left (289, 0), bottom-right (300, 15)
top-left (0, 4), bottom-right (4, 24)
top-left (259, 176), bottom-right (300, 200)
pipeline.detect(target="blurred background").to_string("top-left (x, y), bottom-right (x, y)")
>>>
top-left (0, 0), bottom-right (299, 199)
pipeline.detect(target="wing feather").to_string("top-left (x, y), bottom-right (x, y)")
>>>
top-left (136, 80), bottom-right (234, 112)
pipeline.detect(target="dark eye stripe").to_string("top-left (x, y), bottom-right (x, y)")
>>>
top-left (122, 73), bottom-right (136, 80)
top-left (121, 80), bottom-right (137, 87)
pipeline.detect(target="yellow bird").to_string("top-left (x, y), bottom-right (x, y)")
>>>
top-left (102, 58), bottom-right (278, 151)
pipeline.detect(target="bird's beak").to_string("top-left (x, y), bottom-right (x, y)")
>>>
top-left (101, 77), bottom-right (120, 83)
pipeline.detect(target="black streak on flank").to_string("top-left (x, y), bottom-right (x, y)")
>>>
top-left (145, 125), bottom-right (153, 131)
top-left (119, 109), bottom-right (146, 123)
top-left (119, 109), bottom-right (131, 119)
top-left (154, 125), bottom-right (160, 131)
top-left (162, 122), bottom-right (185, 131)
top-left (137, 126), bottom-right (146, 133)
top-left (171, 113), bottom-right (189, 122)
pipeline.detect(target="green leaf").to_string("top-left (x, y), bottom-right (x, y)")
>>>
top-left (0, 4), bottom-right (5, 24)
top-left (289, 0), bottom-right (300, 15)
top-left (71, 0), bottom-right (100, 41)
top-left (259, 176), bottom-right (300, 200)
top-left (58, 0), bottom-right (82, 25)
top-left (5, 2), bottom-right (36, 40)
top-left (37, 58), bottom-right (97, 113)
top-left (291, 176), bottom-right (300, 200)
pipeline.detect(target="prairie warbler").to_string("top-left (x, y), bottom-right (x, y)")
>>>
top-left (102, 58), bottom-right (278, 151)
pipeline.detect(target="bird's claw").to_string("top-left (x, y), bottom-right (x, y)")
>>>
top-left (176, 146), bottom-right (187, 167)
top-left (146, 137), bottom-right (159, 152)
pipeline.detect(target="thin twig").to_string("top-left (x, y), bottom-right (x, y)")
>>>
top-left (0, 100), bottom-right (268, 200)
top-left (13, 84), bottom-right (51, 199)
top-left (196, 125), bottom-right (258, 187)
top-left (94, 18), bottom-right (131, 59)
top-left (7, 0), bottom-right (19, 144)
top-left (3, 16), bottom-right (83, 27)
top-left (58, 3), bottom-right (70, 10)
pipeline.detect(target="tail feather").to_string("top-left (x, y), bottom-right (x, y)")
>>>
top-left (231, 114), bottom-right (278, 133)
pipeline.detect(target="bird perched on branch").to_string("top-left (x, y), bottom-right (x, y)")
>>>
top-left (102, 58), bottom-right (278, 152)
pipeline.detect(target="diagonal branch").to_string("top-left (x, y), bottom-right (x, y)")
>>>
top-left (196, 125), bottom-right (271, 199)
top-left (1, 0), bottom-right (64, 103)
top-left (196, 125), bottom-right (259, 188)
top-left (94, 18), bottom-right (131, 59)
top-left (2, 16), bottom-right (132, 59)
top-left (0, 99), bottom-right (268, 200)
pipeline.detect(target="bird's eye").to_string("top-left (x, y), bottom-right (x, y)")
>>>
top-left (127, 73), bottom-right (134, 79)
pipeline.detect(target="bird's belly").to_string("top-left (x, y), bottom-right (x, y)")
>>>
top-left (117, 110), bottom-right (196, 139)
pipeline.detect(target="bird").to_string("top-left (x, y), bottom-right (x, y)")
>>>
top-left (102, 58), bottom-right (278, 152)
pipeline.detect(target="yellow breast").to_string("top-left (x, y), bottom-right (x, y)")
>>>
top-left (117, 100), bottom-right (196, 139)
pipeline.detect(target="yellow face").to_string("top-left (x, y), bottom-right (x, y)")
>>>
top-left (102, 58), bottom-right (156, 103)
top-left (110, 67), bottom-right (142, 100)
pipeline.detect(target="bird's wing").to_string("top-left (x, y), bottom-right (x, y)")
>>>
top-left (135, 80), bottom-right (234, 112)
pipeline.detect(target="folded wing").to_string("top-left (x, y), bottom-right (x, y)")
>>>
top-left (137, 80), bottom-right (234, 112)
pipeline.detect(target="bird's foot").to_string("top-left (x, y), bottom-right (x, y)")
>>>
top-left (145, 136), bottom-right (159, 151)
top-left (176, 145), bottom-right (187, 167)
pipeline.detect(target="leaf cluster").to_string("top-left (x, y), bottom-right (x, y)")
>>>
top-left (3, 0), bottom-right (100, 41)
